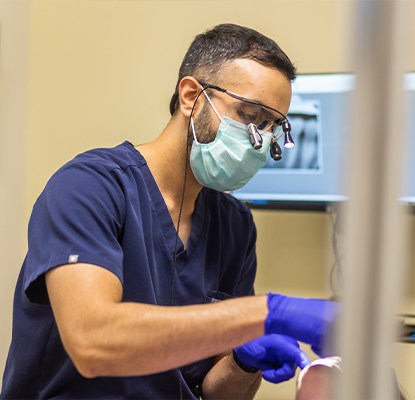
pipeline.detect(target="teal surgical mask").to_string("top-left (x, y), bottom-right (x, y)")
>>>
top-left (190, 108), bottom-right (272, 191)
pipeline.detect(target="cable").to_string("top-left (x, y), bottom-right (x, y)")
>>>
top-left (168, 88), bottom-right (205, 306)
top-left (169, 87), bottom-right (206, 400)
top-left (328, 206), bottom-right (344, 301)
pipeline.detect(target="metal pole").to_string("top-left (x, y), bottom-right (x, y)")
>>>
top-left (337, 1), bottom-right (410, 399)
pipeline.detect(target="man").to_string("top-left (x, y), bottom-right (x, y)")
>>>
top-left (1, 23), bottom-right (338, 399)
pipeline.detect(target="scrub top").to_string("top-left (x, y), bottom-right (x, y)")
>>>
top-left (1, 141), bottom-right (258, 399)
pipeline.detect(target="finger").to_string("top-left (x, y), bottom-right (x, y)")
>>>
top-left (295, 349), bottom-right (311, 369)
top-left (311, 344), bottom-right (324, 357)
top-left (262, 363), bottom-right (296, 384)
top-left (280, 340), bottom-right (308, 366)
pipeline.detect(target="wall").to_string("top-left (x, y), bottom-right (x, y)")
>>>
top-left (0, 0), bottom-right (29, 390)
top-left (25, 0), bottom-right (356, 211)
top-left (1, 1), bottom-right (414, 398)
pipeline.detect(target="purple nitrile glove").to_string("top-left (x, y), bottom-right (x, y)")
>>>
top-left (265, 293), bottom-right (340, 357)
top-left (233, 334), bottom-right (310, 384)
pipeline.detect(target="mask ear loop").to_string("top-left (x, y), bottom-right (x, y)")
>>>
top-left (189, 84), bottom-right (218, 145)
top-left (190, 118), bottom-right (200, 145)
top-left (200, 85), bottom-right (223, 123)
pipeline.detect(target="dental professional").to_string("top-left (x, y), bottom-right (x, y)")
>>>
top-left (1, 23), bottom-right (339, 399)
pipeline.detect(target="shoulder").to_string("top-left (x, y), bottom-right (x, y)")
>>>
top-left (46, 141), bottom-right (144, 191)
top-left (33, 142), bottom-right (148, 220)
top-left (64, 141), bottom-right (145, 174)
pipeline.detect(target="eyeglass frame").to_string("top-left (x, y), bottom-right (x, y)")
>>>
top-left (197, 81), bottom-right (294, 148)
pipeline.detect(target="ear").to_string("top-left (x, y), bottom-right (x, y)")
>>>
top-left (177, 76), bottom-right (203, 118)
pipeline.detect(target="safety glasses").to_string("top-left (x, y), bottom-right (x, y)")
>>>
top-left (199, 82), bottom-right (294, 149)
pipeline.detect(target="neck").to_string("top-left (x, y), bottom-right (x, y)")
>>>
top-left (137, 115), bottom-right (202, 226)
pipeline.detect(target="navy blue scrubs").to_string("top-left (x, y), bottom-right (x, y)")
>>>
top-left (1, 141), bottom-right (257, 399)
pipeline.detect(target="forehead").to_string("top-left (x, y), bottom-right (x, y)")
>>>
top-left (215, 58), bottom-right (292, 115)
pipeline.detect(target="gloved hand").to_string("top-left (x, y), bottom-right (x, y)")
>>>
top-left (265, 293), bottom-right (340, 357)
top-left (233, 334), bottom-right (310, 383)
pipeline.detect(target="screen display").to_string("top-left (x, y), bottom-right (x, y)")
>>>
top-left (232, 73), bottom-right (355, 210)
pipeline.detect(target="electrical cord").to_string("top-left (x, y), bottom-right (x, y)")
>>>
top-left (328, 206), bottom-right (344, 301)
top-left (169, 88), bottom-right (206, 306)
top-left (169, 87), bottom-right (207, 400)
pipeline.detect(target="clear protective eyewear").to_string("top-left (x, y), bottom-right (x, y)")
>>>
top-left (199, 82), bottom-right (295, 160)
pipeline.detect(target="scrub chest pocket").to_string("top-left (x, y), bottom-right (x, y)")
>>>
top-left (205, 290), bottom-right (235, 303)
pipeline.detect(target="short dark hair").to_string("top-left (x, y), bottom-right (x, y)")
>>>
top-left (169, 23), bottom-right (297, 115)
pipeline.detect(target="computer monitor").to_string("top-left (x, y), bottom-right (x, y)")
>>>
top-left (232, 73), bottom-right (355, 211)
